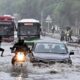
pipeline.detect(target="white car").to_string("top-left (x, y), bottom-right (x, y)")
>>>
top-left (31, 40), bottom-right (74, 64)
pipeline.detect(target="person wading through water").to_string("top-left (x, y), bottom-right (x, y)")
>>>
top-left (0, 36), bottom-right (4, 57)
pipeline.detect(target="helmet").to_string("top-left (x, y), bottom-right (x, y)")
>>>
top-left (18, 39), bottom-right (24, 44)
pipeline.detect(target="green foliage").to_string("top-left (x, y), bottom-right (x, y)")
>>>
top-left (0, 0), bottom-right (80, 27)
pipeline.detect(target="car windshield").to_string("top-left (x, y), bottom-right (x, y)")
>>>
top-left (34, 42), bottom-right (67, 54)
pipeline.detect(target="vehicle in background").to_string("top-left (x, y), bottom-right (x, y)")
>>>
top-left (0, 15), bottom-right (16, 42)
top-left (17, 19), bottom-right (41, 47)
top-left (31, 40), bottom-right (74, 64)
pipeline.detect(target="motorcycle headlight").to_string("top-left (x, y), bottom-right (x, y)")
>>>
top-left (17, 52), bottom-right (25, 61)
top-left (67, 33), bottom-right (69, 36)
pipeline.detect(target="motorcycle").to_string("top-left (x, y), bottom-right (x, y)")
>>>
top-left (11, 48), bottom-right (29, 66)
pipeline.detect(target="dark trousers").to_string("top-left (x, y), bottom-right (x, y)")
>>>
top-left (0, 48), bottom-right (4, 56)
top-left (0, 38), bottom-right (4, 56)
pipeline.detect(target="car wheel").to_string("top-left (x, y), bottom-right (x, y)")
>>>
top-left (30, 58), bottom-right (35, 62)
top-left (68, 59), bottom-right (72, 64)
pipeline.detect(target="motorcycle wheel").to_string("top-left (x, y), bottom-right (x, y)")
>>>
top-left (11, 56), bottom-right (16, 65)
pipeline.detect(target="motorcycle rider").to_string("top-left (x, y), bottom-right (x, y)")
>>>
top-left (11, 39), bottom-right (31, 53)
top-left (65, 28), bottom-right (70, 41)
top-left (60, 30), bottom-right (65, 41)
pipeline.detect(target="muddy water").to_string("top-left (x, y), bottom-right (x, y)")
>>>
top-left (0, 42), bottom-right (80, 80)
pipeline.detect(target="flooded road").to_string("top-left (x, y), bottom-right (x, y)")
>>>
top-left (0, 40), bottom-right (80, 80)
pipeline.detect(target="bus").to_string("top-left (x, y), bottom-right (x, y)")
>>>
top-left (17, 19), bottom-right (41, 45)
top-left (0, 15), bottom-right (15, 42)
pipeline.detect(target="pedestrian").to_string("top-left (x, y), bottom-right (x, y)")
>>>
top-left (60, 30), bottom-right (65, 41)
top-left (51, 26), bottom-right (55, 33)
top-left (69, 29), bottom-right (73, 41)
top-left (0, 36), bottom-right (4, 57)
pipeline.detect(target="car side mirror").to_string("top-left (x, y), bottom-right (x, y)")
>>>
top-left (70, 51), bottom-right (74, 55)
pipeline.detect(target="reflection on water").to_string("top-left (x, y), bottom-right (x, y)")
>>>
top-left (16, 74), bottom-right (22, 80)
top-left (16, 73), bottom-right (25, 80)
top-left (10, 65), bottom-right (28, 78)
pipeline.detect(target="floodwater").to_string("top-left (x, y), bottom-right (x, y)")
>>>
top-left (0, 39), bottom-right (80, 80)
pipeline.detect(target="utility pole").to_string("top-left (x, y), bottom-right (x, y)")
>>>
top-left (41, 11), bottom-right (43, 32)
